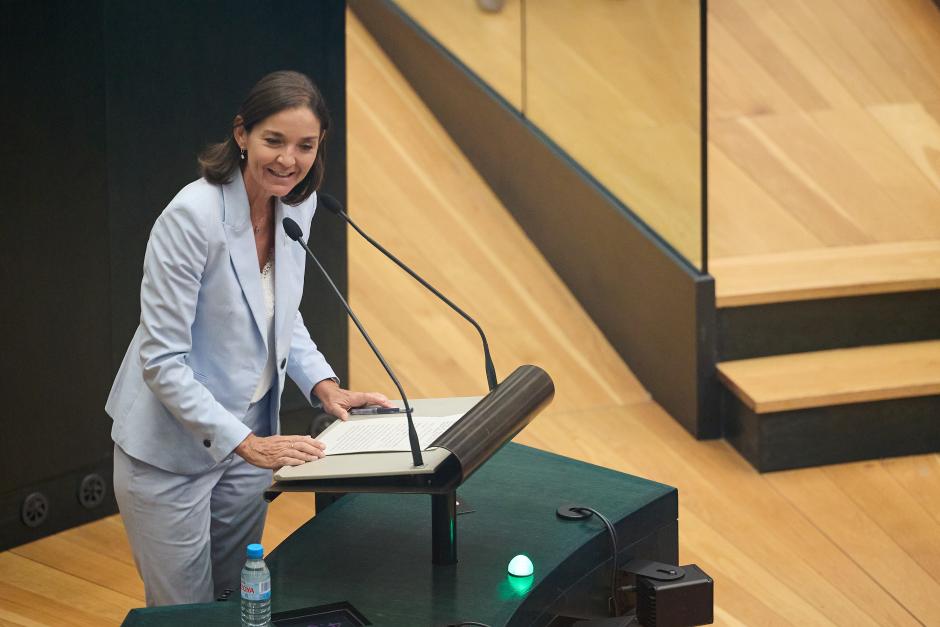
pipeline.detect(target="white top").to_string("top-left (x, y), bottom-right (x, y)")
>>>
top-left (250, 254), bottom-right (276, 403)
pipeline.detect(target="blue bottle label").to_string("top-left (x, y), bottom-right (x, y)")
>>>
top-left (241, 578), bottom-right (271, 601)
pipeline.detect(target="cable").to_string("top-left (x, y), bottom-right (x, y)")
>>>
top-left (559, 505), bottom-right (621, 616)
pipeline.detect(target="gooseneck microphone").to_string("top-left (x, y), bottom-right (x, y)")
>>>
top-left (318, 193), bottom-right (498, 391)
top-left (282, 217), bottom-right (424, 468)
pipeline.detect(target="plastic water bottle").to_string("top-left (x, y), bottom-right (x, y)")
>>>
top-left (240, 543), bottom-right (271, 627)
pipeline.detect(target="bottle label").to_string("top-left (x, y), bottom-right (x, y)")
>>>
top-left (241, 578), bottom-right (271, 601)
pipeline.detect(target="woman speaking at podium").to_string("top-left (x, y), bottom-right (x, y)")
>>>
top-left (105, 71), bottom-right (390, 606)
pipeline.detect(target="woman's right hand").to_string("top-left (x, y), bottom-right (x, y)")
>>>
top-left (234, 433), bottom-right (326, 469)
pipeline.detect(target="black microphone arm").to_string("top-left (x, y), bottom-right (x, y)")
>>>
top-left (282, 217), bottom-right (424, 468)
top-left (318, 193), bottom-right (498, 391)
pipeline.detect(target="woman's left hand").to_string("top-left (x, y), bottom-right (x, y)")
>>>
top-left (313, 379), bottom-right (393, 421)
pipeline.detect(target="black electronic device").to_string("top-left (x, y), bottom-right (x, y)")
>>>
top-left (271, 601), bottom-right (370, 626)
top-left (556, 505), bottom-right (713, 627)
top-left (633, 564), bottom-right (712, 627)
top-left (568, 559), bottom-right (713, 627)
top-left (617, 560), bottom-right (713, 627)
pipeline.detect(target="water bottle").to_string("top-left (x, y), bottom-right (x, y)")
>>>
top-left (240, 543), bottom-right (271, 627)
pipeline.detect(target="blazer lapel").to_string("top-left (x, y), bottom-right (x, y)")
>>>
top-left (221, 169), bottom-right (267, 348)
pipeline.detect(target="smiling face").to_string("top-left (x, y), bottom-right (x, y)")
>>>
top-left (234, 106), bottom-right (323, 202)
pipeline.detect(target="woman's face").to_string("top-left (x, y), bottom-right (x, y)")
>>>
top-left (235, 106), bottom-right (322, 201)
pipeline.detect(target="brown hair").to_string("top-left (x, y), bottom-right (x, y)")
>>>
top-left (198, 70), bottom-right (330, 206)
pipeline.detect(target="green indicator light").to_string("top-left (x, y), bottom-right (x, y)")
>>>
top-left (499, 555), bottom-right (535, 600)
top-left (507, 554), bottom-right (534, 577)
top-left (506, 572), bottom-right (534, 596)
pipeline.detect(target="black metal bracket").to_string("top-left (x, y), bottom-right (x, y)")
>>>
top-left (432, 491), bottom-right (457, 565)
top-left (556, 503), bottom-right (594, 521)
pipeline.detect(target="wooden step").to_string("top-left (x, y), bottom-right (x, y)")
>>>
top-left (711, 241), bottom-right (940, 308)
top-left (717, 340), bottom-right (940, 413)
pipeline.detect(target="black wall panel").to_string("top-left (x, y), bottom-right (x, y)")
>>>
top-left (104, 0), bottom-right (349, 414)
top-left (0, 1), bottom-right (112, 494)
top-left (1, 0), bottom-right (348, 550)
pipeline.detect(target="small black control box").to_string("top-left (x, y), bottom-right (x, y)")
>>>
top-left (636, 563), bottom-right (713, 627)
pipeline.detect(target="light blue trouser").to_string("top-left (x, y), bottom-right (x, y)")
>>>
top-left (113, 392), bottom-right (274, 607)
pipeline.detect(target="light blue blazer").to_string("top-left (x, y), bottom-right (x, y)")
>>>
top-left (106, 168), bottom-right (336, 474)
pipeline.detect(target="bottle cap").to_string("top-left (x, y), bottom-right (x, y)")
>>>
top-left (246, 543), bottom-right (264, 559)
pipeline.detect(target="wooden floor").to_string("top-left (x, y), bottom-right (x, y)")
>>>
top-left (3, 11), bottom-right (940, 626)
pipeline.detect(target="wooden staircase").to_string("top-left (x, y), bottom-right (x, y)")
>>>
top-left (711, 243), bottom-right (940, 471)
top-left (712, 242), bottom-right (940, 308)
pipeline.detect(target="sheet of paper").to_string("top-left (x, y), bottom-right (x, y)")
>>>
top-left (318, 414), bottom-right (462, 455)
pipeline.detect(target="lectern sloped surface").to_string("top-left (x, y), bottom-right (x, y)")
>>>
top-left (272, 396), bottom-right (478, 482)
top-left (265, 364), bottom-right (556, 496)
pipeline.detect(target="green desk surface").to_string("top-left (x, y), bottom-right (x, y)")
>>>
top-left (123, 443), bottom-right (677, 626)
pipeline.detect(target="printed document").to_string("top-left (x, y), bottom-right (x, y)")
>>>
top-left (318, 414), bottom-right (462, 455)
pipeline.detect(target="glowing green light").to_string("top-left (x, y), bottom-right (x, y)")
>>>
top-left (505, 572), bottom-right (535, 597)
top-left (499, 555), bottom-right (536, 600)
top-left (508, 554), bottom-right (534, 577)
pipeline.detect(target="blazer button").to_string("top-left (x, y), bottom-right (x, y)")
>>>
top-left (203, 439), bottom-right (211, 448)
top-left (280, 359), bottom-right (286, 369)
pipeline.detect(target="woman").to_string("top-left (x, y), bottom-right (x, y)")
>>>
top-left (106, 71), bottom-right (389, 606)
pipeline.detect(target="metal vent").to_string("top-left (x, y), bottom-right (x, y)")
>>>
top-left (22, 492), bottom-right (50, 528)
top-left (78, 473), bottom-right (107, 509)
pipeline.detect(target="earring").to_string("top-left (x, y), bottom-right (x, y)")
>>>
top-left (240, 148), bottom-right (246, 161)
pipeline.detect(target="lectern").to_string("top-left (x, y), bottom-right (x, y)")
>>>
top-left (265, 364), bottom-right (555, 564)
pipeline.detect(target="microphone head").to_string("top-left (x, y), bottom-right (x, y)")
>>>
top-left (282, 217), bottom-right (304, 241)
top-left (318, 193), bottom-right (344, 215)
